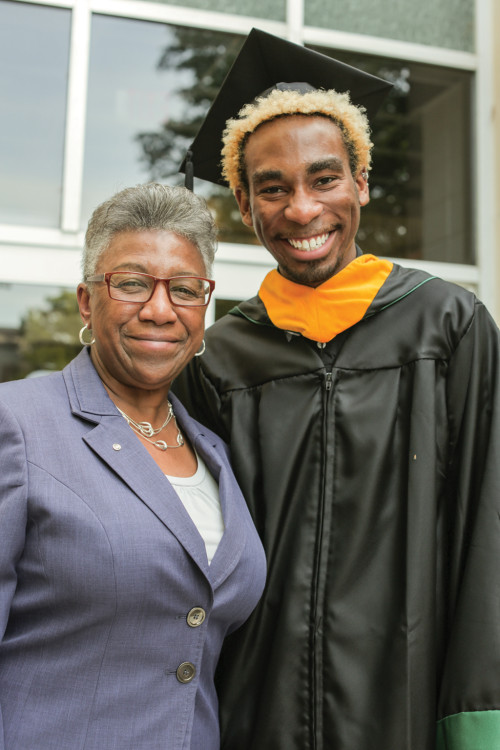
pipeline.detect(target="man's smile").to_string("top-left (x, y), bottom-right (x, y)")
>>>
top-left (286, 233), bottom-right (330, 252)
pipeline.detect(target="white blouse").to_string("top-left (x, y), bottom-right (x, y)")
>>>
top-left (166, 453), bottom-right (225, 564)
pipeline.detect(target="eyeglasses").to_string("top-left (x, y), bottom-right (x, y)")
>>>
top-left (86, 272), bottom-right (215, 307)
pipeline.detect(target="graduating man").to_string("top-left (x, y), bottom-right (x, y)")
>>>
top-left (174, 28), bottom-right (500, 750)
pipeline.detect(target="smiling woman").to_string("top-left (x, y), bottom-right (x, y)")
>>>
top-left (78, 229), bottom-right (209, 427)
top-left (0, 183), bottom-right (266, 750)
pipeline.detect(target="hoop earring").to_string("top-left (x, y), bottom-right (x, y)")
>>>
top-left (194, 339), bottom-right (206, 357)
top-left (79, 325), bottom-right (95, 346)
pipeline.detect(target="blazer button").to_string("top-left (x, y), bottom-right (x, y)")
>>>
top-left (187, 607), bottom-right (206, 627)
top-left (176, 662), bottom-right (196, 683)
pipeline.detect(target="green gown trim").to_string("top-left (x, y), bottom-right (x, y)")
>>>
top-left (436, 710), bottom-right (500, 749)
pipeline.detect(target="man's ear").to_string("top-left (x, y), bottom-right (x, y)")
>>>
top-left (77, 283), bottom-right (92, 328)
top-left (356, 167), bottom-right (370, 207)
top-left (235, 187), bottom-right (254, 228)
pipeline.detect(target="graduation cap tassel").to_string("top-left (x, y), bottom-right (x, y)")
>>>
top-left (184, 150), bottom-right (194, 191)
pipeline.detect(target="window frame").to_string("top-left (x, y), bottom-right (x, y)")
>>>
top-left (0, 0), bottom-right (494, 315)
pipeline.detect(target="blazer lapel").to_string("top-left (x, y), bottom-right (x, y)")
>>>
top-left (64, 350), bottom-right (211, 578)
top-left (84, 421), bottom-right (211, 576)
top-left (171, 395), bottom-right (247, 589)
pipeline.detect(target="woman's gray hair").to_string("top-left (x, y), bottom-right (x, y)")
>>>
top-left (82, 183), bottom-right (217, 280)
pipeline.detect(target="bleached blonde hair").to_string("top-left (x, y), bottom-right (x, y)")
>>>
top-left (221, 88), bottom-right (373, 194)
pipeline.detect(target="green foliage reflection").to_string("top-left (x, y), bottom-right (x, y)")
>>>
top-left (1, 290), bottom-right (81, 382)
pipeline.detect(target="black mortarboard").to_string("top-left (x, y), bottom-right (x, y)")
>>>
top-left (180, 27), bottom-right (392, 189)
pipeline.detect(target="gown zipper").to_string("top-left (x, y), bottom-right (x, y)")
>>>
top-left (310, 369), bottom-right (335, 748)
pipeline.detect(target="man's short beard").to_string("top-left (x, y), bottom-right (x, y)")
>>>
top-left (279, 254), bottom-right (349, 288)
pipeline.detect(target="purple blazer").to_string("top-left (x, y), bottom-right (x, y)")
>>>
top-left (0, 348), bottom-right (266, 750)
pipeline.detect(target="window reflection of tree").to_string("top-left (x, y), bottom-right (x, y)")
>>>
top-left (324, 51), bottom-right (473, 265)
top-left (0, 290), bottom-right (81, 382)
top-left (135, 27), bottom-right (472, 264)
top-left (135, 27), bottom-right (256, 246)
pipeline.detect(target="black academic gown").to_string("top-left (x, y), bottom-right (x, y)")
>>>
top-left (173, 262), bottom-right (500, 750)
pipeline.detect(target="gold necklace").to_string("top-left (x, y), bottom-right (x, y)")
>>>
top-left (117, 401), bottom-right (184, 451)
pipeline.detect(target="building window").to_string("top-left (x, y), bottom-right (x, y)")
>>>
top-left (83, 23), bottom-right (261, 242)
top-left (0, 283), bottom-right (80, 382)
top-left (82, 19), bottom-right (250, 245)
top-left (312, 47), bottom-right (474, 265)
top-left (118, 26), bottom-right (473, 265)
top-left (0, 0), bottom-right (71, 228)
top-left (82, 14), bottom-right (181, 225)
